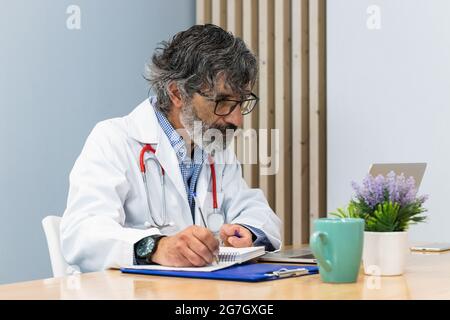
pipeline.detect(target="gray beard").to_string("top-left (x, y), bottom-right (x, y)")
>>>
top-left (179, 102), bottom-right (235, 154)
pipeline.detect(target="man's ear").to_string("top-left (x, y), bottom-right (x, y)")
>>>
top-left (168, 82), bottom-right (183, 111)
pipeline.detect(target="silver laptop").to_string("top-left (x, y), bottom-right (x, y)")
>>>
top-left (259, 162), bottom-right (427, 264)
top-left (259, 247), bottom-right (317, 264)
top-left (369, 162), bottom-right (426, 190)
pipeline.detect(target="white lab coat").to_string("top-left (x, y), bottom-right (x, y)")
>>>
top-left (60, 99), bottom-right (282, 272)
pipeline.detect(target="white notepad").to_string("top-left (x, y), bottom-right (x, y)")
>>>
top-left (122, 246), bottom-right (266, 272)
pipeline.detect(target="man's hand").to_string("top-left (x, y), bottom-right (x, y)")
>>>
top-left (220, 224), bottom-right (253, 248)
top-left (151, 225), bottom-right (219, 267)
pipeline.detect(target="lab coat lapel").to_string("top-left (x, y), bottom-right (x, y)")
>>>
top-left (127, 99), bottom-right (190, 215)
top-left (154, 128), bottom-right (190, 208)
top-left (126, 99), bottom-right (159, 144)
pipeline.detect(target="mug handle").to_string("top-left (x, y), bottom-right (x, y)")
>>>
top-left (310, 231), bottom-right (332, 272)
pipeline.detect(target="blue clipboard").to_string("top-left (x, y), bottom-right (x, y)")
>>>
top-left (121, 263), bottom-right (319, 282)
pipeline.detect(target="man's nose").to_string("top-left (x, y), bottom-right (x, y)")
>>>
top-left (223, 104), bottom-right (243, 128)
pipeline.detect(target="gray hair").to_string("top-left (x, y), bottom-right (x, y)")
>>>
top-left (144, 24), bottom-right (258, 115)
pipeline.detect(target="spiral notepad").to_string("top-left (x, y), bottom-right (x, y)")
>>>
top-left (217, 246), bottom-right (265, 264)
top-left (122, 246), bottom-right (266, 272)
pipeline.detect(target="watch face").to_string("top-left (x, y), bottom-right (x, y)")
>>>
top-left (136, 237), bottom-right (155, 258)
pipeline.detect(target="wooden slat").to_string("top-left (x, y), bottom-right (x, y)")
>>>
top-left (228, 0), bottom-right (243, 168)
top-left (212, 0), bottom-right (227, 28)
top-left (292, 0), bottom-right (302, 244)
top-left (242, 0), bottom-right (258, 52)
top-left (196, 0), bottom-right (212, 24)
top-left (226, 0), bottom-right (242, 37)
top-left (309, 0), bottom-right (327, 233)
top-left (274, 0), bottom-right (292, 244)
top-left (292, 0), bottom-right (310, 245)
top-left (242, 0), bottom-right (259, 188)
top-left (257, 0), bottom-right (275, 209)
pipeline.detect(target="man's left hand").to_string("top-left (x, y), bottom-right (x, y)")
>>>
top-left (219, 224), bottom-right (253, 248)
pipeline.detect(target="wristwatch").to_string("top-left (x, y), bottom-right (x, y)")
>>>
top-left (134, 235), bottom-right (166, 265)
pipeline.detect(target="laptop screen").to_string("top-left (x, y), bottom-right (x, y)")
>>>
top-left (368, 163), bottom-right (427, 190)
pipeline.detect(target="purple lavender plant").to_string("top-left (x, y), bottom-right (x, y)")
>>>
top-left (341, 171), bottom-right (429, 232)
top-left (352, 171), bottom-right (426, 209)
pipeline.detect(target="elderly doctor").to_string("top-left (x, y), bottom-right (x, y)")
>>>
top-left (61, 24), bottom-right (281, 272)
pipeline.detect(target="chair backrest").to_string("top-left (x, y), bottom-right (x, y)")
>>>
top-left (42, 215), bottom-right (79, 277)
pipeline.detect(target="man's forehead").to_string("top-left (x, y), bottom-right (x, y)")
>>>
top-left (212, 78), bottom-right (251, 97)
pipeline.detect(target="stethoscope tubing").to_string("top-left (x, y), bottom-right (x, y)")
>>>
top-left (139, 144), bottom-right (218, 230)
top-left (140, 144), bottom-right (170, 229)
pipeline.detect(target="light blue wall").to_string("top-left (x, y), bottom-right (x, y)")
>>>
top-left (327, 0), bottom-right (450, 243)
top-left (0, 0), bottom-right (195, 284)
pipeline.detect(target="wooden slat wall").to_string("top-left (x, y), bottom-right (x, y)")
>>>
top-left (257, 0), bottom-right (275, 208)
top-left (226, 0), bottom-right (242, 37)
top-left (196, 0), bottom-right (326, 245)
top-left (196, 0), bottom-right (211, 25)
top-left (212, 0), bottom-right (227, 28)
top-left (241, 0), bottom-right (259, 189)
top-left (309, 0), bottom-right (327, 232)
top-left (292, 0), bottom-right (310, 244)
top-left (274, 0), bottom-right (292, 244)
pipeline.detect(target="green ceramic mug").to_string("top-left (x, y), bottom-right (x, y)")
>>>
top-left (310, 218), bottom-right (364, 283)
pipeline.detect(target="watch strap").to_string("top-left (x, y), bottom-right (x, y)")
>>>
top-left (134, 235), bottom-right (166, 265)
top-left (147, 235), bottom-right (166, 264)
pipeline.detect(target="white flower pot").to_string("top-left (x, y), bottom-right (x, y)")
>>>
top-left (363, 231), bottom-right (408, 276)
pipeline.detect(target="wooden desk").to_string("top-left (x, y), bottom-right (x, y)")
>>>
top-left (1, 251), bottom-right (449, 299)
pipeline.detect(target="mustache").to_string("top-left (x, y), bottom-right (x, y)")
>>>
top-left (211, 124), bottom-right (238, 135)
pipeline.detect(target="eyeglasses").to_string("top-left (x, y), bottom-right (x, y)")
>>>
top-left (197, 91), bottom-right (259, 116)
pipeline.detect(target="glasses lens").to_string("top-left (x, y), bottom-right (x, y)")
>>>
top-left (240, 99), bottom-right (257, 115)
top-left (213, 95), bottom-right (259, 116)
top-left (215, 100), bottom-right (237, 116)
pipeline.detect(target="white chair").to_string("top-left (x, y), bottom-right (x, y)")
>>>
top-left (42, 215), bottom-right (80, 277)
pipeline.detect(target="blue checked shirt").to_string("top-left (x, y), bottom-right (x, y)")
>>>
top-left (152, 97), bottom-right (274, 250)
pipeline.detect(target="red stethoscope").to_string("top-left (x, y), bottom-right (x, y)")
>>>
top-left (139, 144), bottom-right (220, 230)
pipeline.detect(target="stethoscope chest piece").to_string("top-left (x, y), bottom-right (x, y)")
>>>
top-left (207, 210), bottom-right (225, 233)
